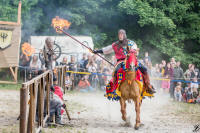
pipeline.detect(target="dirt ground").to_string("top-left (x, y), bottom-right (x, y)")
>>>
top-left (0, 89), bottom-right (199, 133)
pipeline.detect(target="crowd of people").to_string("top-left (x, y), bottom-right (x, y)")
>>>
top-left (141, 52), bottom-right (200, 104)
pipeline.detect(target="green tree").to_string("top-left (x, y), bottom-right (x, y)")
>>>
top-left (1, 0), bottom-right (200, 68)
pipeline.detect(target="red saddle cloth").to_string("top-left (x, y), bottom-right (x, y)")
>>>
top-left (105, 67), bottom-right (143, 101)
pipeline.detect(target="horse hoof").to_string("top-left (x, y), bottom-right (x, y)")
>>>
top-left (135, 123), bottom-right (143, 130)
top-left (140, 123), bottom-right (144, 127)
top-left (122, 117), bottom-right (126, 122)
top-left (134, 125), bottom-right (139, 130)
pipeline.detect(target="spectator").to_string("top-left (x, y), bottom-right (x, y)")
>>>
top-left (170, 57), bottom-right (176, 66)
top-left (28, 55), bottom-right (42, 79)
top-left (60, 56), bottom-right (68, 67)
top-left (68, 55), bottom-right (77, 72)
top-left (19, 53), bottom-right (32, 80)
top-left (164, 63), bottom-right (173, 78)
top-left (174, 82), bottom-right (182, 102)
top-left (161, 60), bottom-right (166, 68)
top-left (161, 74), bottom-right (170, 92)
top-left (86, 59), bottom-right (98, 88)
top-left (184, 64), bottom-right (193, 81)
top-left (147, 62), bottom-right (152, 76)
top-left (144, 58), bottom-right (149, 67)
top-left (152, 67), bottom-right (162, 89)
top-left (170, 63), bottom-right (175, 98)
top-left (153, 64), bottom-right (159, 72)
top-left (19, 53), bottom-right (32, 67)
top-left (143, 52), bottom-right (151, 63)
top-left (68, 55), bottom-right (78, 89)
top-left (99, 60), bottom-right (112, 89)
top-left (52, 55), bottom-right (59, 69)
top-left (193, 64), bottom-right (199, 78)
top-left (174, 61), bottom-right (183, 80)
top-left (191, 77), bottom-right (199, 91)
top-left (185, 83), bottom-right (193, 103)
top-left (65, 75), bottom-right (72, 91)
top-left (77, 75), bottom-right (94, 92)
top-left (196, 92), bottom-right (200, 103)
top-left (79, 53), bottom-right (87, 72)
top-left (159, 64), bottom-right (165, 77)
top-left (190, 64), bottom-right (196, 80)
top-left (191, 77), bottom-right (199, 102)
top-left (83, 54), bottom-right (92, 71)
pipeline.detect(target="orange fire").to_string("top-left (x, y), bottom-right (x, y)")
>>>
top-left (22, 42), bottom-right (35, 56)
top-left (51, 16), bottom-right (71, 33)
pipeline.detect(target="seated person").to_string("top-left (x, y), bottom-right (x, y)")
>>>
top-left (174, 82), bottom-right (182, 102)
top-left (191, 77), bottom-right (199, 102)
top-left (77, 75), bottom-right (94, 92)
top-left (196, 91), bottom-right (200, 103)
top-left (186, 87), bottom-right (193, 103)
top-left (65, 75), bottom-right (72, 91)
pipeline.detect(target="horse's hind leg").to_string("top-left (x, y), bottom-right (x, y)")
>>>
top-left (120, 98), bottom-right (127, 121)
top-left (134, 96), bottom-right (141, 130)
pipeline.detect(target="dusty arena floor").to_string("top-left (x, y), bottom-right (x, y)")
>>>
top-left (0, 88), bottom-right (199, 133)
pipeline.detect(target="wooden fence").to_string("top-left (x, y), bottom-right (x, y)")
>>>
top-left (20, 66), bottom-right (66, 133)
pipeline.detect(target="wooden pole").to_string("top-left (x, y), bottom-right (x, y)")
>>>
top-left (17, 1), bottom-right (21, 25)
top-left (9, 67), bottom-right (17, 82)
top-left (20, 85), bottom-right (28, 133)
top-left (27, 84), bottom-right (34, 133)
top-left (15, 67), bottom-right (18, 83)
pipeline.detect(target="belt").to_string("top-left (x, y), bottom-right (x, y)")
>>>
top-left (117, 58), bottom-right (125, 62)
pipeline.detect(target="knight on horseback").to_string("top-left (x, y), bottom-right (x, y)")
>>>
top-left (93, 29), bottom-right (156, 94)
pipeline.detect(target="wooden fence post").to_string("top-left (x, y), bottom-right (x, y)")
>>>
top-left (20, 85), bottom-right (28, 133)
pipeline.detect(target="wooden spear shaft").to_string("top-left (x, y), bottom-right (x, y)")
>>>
top-left (56, 27), bottom-right (114, 67)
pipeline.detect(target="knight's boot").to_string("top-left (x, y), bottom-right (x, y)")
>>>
top-left (143, 72), bottom-right (156, 94)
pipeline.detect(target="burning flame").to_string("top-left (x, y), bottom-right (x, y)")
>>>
top-left (22, 42), bottom-right (35, 56)
top-left (51, 16), bottom-right (71, 33)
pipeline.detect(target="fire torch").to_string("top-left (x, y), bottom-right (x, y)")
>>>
top-left (51, 16), bottom-right (114, 67)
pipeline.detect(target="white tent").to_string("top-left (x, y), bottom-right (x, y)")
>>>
top-left (30, 36), bottom-right (94, 62)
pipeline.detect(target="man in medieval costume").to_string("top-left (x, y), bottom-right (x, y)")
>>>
top-left (42, 37), bottom-right (55, 70)
top-left (93, 29), bottom-right (156, 94)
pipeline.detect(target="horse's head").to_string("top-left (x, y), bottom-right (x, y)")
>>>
top-left (125, 49), bottom-right (137, 71)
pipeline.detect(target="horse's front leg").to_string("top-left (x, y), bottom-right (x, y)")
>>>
top-left (120, 97), bottom-right (126, 121)
top-left (134, 96), bottom-right (141, 130)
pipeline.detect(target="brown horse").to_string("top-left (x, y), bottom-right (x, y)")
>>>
top-left (119, 50), bottom-right (144, 130)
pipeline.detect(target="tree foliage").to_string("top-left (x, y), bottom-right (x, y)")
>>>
top-left (0, 0), bottom-right (200, 68)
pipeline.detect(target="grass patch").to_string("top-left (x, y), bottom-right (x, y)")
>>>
top-left (171, 101), bottom-right (200, 122)
top-left (0, 125), bottom-right (18, 133)
top-left (172, 102), bottom-right (200, 114)
top-left (0, 83), bottom-right (21, 90)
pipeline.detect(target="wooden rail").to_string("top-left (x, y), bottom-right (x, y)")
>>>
top-left (20, 66), bottom-right (67, 133)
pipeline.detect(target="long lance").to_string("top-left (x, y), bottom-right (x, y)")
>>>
top-left (56, 27), bottom-right (114, 67)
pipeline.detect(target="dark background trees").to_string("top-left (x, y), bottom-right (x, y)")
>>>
top-left (1, 0), bottom-right (200, 68)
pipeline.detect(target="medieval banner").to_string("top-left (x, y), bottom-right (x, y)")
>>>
top-left (0, 29), bottom-right (13, 49)
top-left (0, 25), bottom-right (21, 68)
